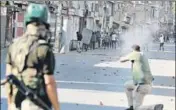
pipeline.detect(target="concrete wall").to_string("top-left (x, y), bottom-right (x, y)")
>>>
top-left (1, 15), bottom-right (7, 48)
top-left (1, 6), bottom-right (7, 48)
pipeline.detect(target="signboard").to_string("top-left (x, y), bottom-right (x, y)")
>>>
top-left (15, 12), bottom-right (24, 37)
top-left (17, 22), bottom-right (23, 27)
top-left (75, 10), bottom-right (84, 17)
top-left (82, 28), bottom-right (92, 44)
top-left (0, 1), bottom-right (6, 6)
top-left (1, 7), bottom-right (7, 16)
top-left (14, 1), bottom-right (28, 5)
top-left (61, 9), bottom-right (67, 15)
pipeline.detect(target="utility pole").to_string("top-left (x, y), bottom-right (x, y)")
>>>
top-left (53, 1), bottom-right (63, 53)
top-left (102, 1), bottom-right (107, 33)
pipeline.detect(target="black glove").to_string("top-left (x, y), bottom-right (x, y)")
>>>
top-left (131, 60), bottom-right (134, 63)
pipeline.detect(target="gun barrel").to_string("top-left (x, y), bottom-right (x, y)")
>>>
top-left (5, 74), bottom-right (52, 110)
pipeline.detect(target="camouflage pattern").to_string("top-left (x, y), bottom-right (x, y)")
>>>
top-left (6, 24), bottom-right (55, 109)
top-left (21, 99), bottom-right (44, 110)
top-left (9, 99), bottom-right (44, 110)
top-left (5, 2), bottom-right (54, 109)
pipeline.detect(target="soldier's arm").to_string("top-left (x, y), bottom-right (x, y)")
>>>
top-left (44, 75), bottom-right (60, 110)
top-left (42, 48), bottom-right (60, 110)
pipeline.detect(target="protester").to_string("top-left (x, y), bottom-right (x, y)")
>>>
top-left (76, 31), bottom-right (83, 53)
top-left (159, 34), bottom-right (165, 51)
top-left (120, 44), bottom-right (163, 110)
top-left (90, 32), bottom-right (96, 50)
top-left (111, 32), bottom-right (117, 49)
top-left (96, 31), bottom-right (101, 48)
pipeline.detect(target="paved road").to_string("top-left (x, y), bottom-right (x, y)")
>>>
top-left (1, 43), bottom-right (175, 110)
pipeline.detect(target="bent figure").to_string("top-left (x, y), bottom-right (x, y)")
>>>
top-left (120, 44), bottom-right (163, 110)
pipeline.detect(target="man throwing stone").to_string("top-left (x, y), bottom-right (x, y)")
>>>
top-left (120, 44), bottom-right (163, 110)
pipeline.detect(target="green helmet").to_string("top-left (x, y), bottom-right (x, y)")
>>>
top-left (24, 3), bottom-right (49, 26)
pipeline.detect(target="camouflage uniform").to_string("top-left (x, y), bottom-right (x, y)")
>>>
top-left (5, 3), bottom-right (54, 110)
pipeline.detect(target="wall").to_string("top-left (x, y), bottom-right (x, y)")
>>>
top-left (48, 13), bottom-right (56, 47)
top-left (15, 12), bottom-right (24, 38)
top-left (86, 18), bottom-right (94, 30)
top-left (1, 11), bottom-right (7, 47)
top-left (59, 15), bottom-right (80, 53)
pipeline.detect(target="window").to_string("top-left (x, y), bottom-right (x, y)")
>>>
top-left (126, 16), bottom-right (131, 24)
top-left (111, 3), bottom-right (114, 16)
top-left (95, 4), bottom-right (99, 12)
top-left (151, 7), bottom-right (155, 18)
top-left (62, 1), bottom-right (69, 9)
top-left (117, 4), bottom-right (121, 10)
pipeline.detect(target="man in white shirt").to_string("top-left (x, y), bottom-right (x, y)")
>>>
top-left (111, 33), bottom-right (117, 49)
top-left (159, 34), bottom-right (164, 51)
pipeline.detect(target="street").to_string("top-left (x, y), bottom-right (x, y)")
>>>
top-left (1, 43), bottom-right (175, 110)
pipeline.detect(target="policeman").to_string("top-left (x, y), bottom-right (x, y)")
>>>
top-left (120, 45), bottom-right (163, 110)
top-left (5, 3), bottom-right (60, 110)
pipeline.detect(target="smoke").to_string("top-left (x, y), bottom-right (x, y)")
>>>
top-left (120, 23), bottom-right (160, 55)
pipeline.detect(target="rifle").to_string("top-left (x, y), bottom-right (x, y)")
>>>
top-left (1, 74), bottom-right (52, 110)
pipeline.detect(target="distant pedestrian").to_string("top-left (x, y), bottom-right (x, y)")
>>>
top-left (90, 32), bottom-right (96, 50)
top-left (104, 34), bottom-right (110, 49)
top-left (96, 31), bottom-right (101, 48)
top-left (116, 33), bottom-right (121, 48)
top-left (143, 42), bottom-right (149, 51)
top-left (159, 34), bottom-right (164, 51)
top-left (77, 31), bottom-right (83, 53)
top-left (111, 33), bottom-right (117, 49)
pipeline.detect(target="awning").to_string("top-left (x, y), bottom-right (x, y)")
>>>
top-left (113, 20), bottom-right (131, 29)
top-left (112, 22), bottom-right (120, 29)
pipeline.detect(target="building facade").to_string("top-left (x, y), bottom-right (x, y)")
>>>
top-left (1, 1), bottom-right (174, 51)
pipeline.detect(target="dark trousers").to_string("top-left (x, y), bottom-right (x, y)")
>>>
top-left (82, 43), bottom-right (88, 51)
top-left (97, 40), bottom-right (101, 48)
top-left (159, 43), bottom-right (164, 51)
top-left (91, 41), bottom-right (96, 50)
top-left (111, 40), bottom-right (117, 49)
top-left (104, 42), bottom-right (109, 49)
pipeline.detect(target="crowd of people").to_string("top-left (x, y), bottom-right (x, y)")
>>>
top-left (76, 29), bottom-right (175, 53)
top-left (76, 31), bottom-right (122, 53)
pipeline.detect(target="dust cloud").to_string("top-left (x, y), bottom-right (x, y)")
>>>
top-left (120, 23), bottom-right (160, 55)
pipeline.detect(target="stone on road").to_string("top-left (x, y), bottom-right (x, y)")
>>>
top-left (1, 47), bottom-right (175, 110)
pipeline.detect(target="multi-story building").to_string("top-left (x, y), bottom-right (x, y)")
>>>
top-left (53, 1), bottom-right (116, 53)
top-left (2, 1), bottom-right (174, 51)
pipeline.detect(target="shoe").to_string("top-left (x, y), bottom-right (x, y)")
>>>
top-left (126, 106), bottom-right (133, 110)
top-left (154, 104), bottom-right (164, 110)
top-left (125, 108), bottom-right (133, 110)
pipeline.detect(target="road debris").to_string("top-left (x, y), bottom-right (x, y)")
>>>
top-left (100, 101), bottom-right (103, 106)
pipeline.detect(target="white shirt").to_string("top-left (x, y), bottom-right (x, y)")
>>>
top-left (112, 34), bottom-right (116, 41)
top-left (159, 36), bottom-right (164, 43)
